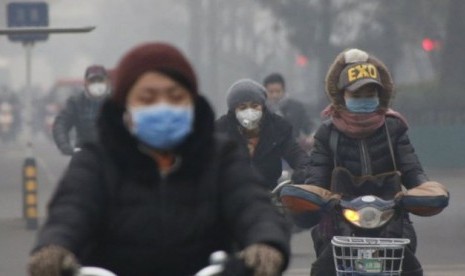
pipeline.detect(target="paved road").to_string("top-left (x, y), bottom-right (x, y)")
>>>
top-left (1, 136), bottom-right (464, 275)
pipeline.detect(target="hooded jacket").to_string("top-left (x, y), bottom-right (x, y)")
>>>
top-left (33, 96), bottom-right (290, 276)
top-left (305, 49), bottom-right (428, 189)
top-left (216, 109), bottom-right (311, 189)
top-left (282, 49), bottom-right (447, 276)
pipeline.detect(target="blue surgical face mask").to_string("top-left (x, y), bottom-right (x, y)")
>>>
top-left (128, 103), bottom-right (194, 150)
top-left (345, 96), bottom-right (380, 113)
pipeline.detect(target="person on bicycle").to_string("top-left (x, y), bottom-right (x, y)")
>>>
top-left (52, 65), bottom-right (111, 155)
top-left (28, 43), bottom-right (289, 276)
top-left (292, 49), bottom-right (448, 276)
top-left (263, 73), bottom-right (314, 152)
top-left (216, 79), bottom-right (311, 190)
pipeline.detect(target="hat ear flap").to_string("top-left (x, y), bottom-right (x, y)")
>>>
top-left (367, 56), bottom-right (394, 109)
top-left (325, 52), bottom-right (347, 109)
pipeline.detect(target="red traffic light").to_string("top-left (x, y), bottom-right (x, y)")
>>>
top-left (422, 38), bottom-right (440, 52)
top-left (295, 54), bottom-right (308, 67)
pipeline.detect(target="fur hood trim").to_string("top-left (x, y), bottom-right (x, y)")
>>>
top-left (325, 48), bottom-right (395, 111)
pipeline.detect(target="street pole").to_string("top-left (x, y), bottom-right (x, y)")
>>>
top-left (0, 25), bottom-right (95, 230)
top-left (22, 41), bottom-right (39, 230)
top-left (25, 42), bottom-right (32, 87)
top-left (24, 42), bottom-right (33, 157)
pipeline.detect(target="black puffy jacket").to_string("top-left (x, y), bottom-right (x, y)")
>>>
top-left (305, 116), bottom-right (428, 189)
top-left (52, 92), bottom-right (105, 155)
top-left (216, 110), bottom-right (311, 189)
top-left (276, 98), bottom-right (314, 137)
top-left (34, 97), bottom-right (290, 276)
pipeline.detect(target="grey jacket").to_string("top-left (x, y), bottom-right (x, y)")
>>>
top-left (52, 92), bottom-right (105, 155)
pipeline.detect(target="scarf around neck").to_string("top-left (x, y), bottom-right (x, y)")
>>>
top-left (321, 105), bottom-right (407, 139)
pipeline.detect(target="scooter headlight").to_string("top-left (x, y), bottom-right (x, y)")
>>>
top-left (343, 207), bottom-right (394, 229)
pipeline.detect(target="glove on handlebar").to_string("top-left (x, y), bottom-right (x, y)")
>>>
top-left (322, 195), bottom-right (341, 211)
top-left (394, 181), bottom-right (449, 216)
top-left (239, 243), bottom-right (284, 276)
top-left (28, 245), bottom-right (79, 276)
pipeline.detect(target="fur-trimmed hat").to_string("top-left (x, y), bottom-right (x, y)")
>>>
top-left (325, 48), bottom-right (394, 110)
top-left (227, 79), bottom-right (267, 110)
top-left (112, 42), bottom-right (197, 106)
top-left (337, 62), bottom-right (384, 92)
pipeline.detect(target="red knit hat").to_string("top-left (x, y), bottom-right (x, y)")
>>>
top-left (112, 42), bottom-right (198, 106)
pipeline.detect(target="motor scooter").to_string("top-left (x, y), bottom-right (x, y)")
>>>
top-left (279, 185), bottom-right (412, 274)
top-left (330, 194), bottom-right (410, 275)
top-left (279, 170), bottom-right (448, 275)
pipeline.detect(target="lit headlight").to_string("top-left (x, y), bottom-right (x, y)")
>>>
top-left (343, 207), bottom-right (394, 229)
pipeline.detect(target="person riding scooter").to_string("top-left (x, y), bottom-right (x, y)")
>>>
top-left (52, 65), bottom-right (111, 155)
top-left (282, 49), bottom-right (449, 276)
top-left (216, 79), bottom-right (311, 190)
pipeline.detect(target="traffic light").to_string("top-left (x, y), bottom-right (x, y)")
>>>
top-left (422, 38), bottom-right (440, 52)
top-left (295, 54), bottom-right (308, 67)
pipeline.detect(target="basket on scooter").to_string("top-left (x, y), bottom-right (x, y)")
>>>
top-left (331, 236), bottom-right (410, 275)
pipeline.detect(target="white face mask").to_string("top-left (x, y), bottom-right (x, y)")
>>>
top-left (87, 82), bottom-right (108, 98)
top-left (236, 108), bottom-right (263, 130)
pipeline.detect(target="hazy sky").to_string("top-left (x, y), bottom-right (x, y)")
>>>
top-left (0, 0), bottom-right (435, 108)
top-left (1, 0), bottom-right (189, 91)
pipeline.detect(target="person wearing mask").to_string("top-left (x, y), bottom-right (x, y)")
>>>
top-left (28, 43), bottom-right (289, 276)
top-left (216, 79), bottom-right (311, 190)
top-left (52, 65), bottom-right (111, 155)
top-left (282, 49), bottom-right (449, 275)
top-left (263, 73), bottom-right (314, 152)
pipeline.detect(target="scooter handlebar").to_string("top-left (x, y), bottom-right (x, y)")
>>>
top-left (75, 267), bottom-right (117, 276)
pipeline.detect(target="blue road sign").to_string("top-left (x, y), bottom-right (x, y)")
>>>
top-left (7, 2), bottom-right (49, 43)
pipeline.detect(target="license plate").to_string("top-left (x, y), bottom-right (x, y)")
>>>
top-left (355, 259), bottom-right (382, 273)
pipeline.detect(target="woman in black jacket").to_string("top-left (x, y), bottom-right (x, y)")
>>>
top-left (295, 49), bottom-right (448, 276)
top-left (216, 79), bottom-right (310, 190)
top-left (28, 43), bottom-right (290, 276)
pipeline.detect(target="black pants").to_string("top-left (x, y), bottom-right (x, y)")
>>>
top-left (310, 219), bottom-right (423, 276)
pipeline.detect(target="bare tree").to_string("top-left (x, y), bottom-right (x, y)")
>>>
top-left (258, 0), bottom-right (451, 109)
top-left (440, 0), bottom-right (465, 99)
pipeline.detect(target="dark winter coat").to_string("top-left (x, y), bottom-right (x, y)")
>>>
top-left (34, 96), bottom-right (290, 276)
top-left (304, 118), bottom-right (428, 276)
top-left (305, 116), bottom-right (428, 189)
top-left (276, 97), bottom-right (313, 137)
top-left (306, 47), bottom-right (429, 189)
top-left (302, 49), bottom-right (431, 275)
top-left (52, 92), bottom-right (105, 155)
top-left (216, 110), bottom-right (311, 190)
